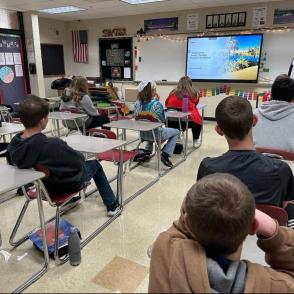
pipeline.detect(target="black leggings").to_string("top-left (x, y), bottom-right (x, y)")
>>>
top-left (86, 115), bottom-right (110, 130)
top-left (167, 121), bottom-right (202, 140)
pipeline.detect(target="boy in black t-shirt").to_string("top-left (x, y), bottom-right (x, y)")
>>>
top-left (197, 96), bottom-right (294, 217)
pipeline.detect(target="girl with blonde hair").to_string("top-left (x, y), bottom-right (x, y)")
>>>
top-left (60, 76), bottom-right (110, 129)
top-left (165, 76), bottom-right (202, 144)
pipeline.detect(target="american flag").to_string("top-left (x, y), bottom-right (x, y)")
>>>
top-left (72, 30), bottom-right (88, 63)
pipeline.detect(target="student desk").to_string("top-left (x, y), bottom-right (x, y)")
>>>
top-left (0, 122), bottom-right (24, 142)
top-left (97, 105), bottom-right (119, 118)
top-left (62, 134), bottom-right (126, 247)
top-left (48, 112), bottom-right (87, 137)
top-left (197, 102), bottom-right (207, 148)
top-left (165, 111), bottom-right (189, 159)
top-left (104, 119), bottom-right (163, 204)
top-left (0, 165), bottom-right (48, 293)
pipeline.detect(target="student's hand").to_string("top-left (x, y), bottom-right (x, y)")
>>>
top-left (254, 209), bottom-right (277, 238)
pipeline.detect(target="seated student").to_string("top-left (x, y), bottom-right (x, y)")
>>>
top-left (8, 95), bottom-right (119, 216)
top-left (253, 74), bottom-right (294, 152)
top-left (149, 173), bottom-right (294, 293)
top-left (133, 80), bottom-right (180, 168)
top-left (60, 76), bottom-right (110, 130)
top-left (197, 96), bottom-right (294, 217)
top-left (165, 76), bottom-right (202, 145)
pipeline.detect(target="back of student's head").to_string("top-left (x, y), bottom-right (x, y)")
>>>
top-left (71, 76), bottom-right (89, 103)
top-left (216, 96), bottom-right (253, 140)
top-left (185, 173), bottom-right (255, 254)
top-left (173, 76), bottom-right (198, 99)
top-left (137, 81), bottom-right (155, 103)
top-left (271, 74), bottom-right (294, 102)
top-left (19, 95), bottom-right (49, 128)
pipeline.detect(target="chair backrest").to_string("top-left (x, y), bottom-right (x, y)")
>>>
top-left (88, 128), bottom-right (117, 140)
top-left (135, 111), bottom-right (159, 123)
top-left (60, 107), bottom-right (82, 114)
top-left (35, 164), bottom-right (50, 177)
top-left (256, 204), bottom-right (288, 226)
top-left (256, 147), bottom-right (294, 161)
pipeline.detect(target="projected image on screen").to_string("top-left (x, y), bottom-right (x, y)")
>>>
top-left (186, 34), bottom-right (263, 83)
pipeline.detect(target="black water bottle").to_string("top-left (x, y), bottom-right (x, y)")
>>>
top-left (68, 227), bottom-right (81, 266)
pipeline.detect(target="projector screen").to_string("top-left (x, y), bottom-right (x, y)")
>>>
top-left (186, 34), bottom-right (263, 83)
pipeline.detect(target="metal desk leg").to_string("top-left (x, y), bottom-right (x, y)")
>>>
top-left (56, 120), bottom-right (61, 137)
top-left (82, 120), bottom-right (86, 135)
top-left (184, 117), bottom-right (188, 158)
top-left (117, 147), bottom-right (124, 207)
top-left (152, 128), bottom-right (161, 177)
top-left (12, 180), bottom-right (49, 293)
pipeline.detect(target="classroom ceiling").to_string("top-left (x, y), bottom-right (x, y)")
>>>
top-left (0, 0), bottom-right (284, 21)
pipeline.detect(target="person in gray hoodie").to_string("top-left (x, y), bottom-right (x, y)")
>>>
top-left (253, 74), bottom-right (294, 152)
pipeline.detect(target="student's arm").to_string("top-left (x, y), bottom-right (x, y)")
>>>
top-left (256, 209), bottom-right (294, 272)
top-left (132, 101), bottom-right (141, 118)
top-left (148, 233), bottom-right (172, 293)
top-left (196, 159), bottom-right (211, 181)
top-left (81, 95), bottom-right (98, 116)
top-left (153, 101), bottom-right (165, 122)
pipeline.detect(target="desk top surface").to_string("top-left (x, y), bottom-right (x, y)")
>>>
top-left (63, 134), bottom-right (126, 154)
top-left (0, 165), bottom-right (44, 194)
top-left (49, 112), bottom-right (87, 120)
top-left (0, 122), bottom-right (24, 136)
top-left (104, 119), bottom-right (162, 131)
top-left (165, 111), bottom-right (190, 118)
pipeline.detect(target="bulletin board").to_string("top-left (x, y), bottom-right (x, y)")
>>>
top-left (0, 33), bottom-right (27, 106)
top-left (99, 37), bottom-right (133, 81)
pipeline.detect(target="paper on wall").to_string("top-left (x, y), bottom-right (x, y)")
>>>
top-left (15, 64), bottom-right (23, 77)
top-left (124, 67), bottom-right (131, 79)
top-left (4, 52), bottom-right (14, 65)
top-left (252, 7), bottom-right (267, 27)
top-left (13, 52), bottom-right (21, 64)
top-left (187, 14), bottom-right (199, 31)
top-left (0, 53), bottom-right (5, 65)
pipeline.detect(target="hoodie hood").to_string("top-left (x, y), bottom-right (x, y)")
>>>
top-left (259, 100), bottom-right (294, 121)
top-left (8, 133), bottom-right (45, 169)
top-left (207, 258), bottom-right (246, 293)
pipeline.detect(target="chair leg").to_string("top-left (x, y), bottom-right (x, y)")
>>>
top-left (54, 207), bottom-right (68, 265)
top-left (9, 199), bottom-right (31, 247)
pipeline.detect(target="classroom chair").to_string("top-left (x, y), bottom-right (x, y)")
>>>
top-left (88, 128), bottom-right (138, 168)
top-left (59, 108), bottom-right (84, 135)
top-left (9, 164), bottom-right (85, 264)
top-left (256, 204), bottom-right (288, 227)
top-left (134, 113), bottom-right (166, 155)
top-left (256, 147), bottom-right (294, 161)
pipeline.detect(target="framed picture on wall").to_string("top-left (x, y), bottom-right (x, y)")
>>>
top-left (219, 14), bottom-right (226, 27)
top-left (206, 15), bottom-right (213, 28)
top-left (213, 15), bottom-right (219, 28)
top-left (238, 12), bottom-right (247, 26)
top-left (232, 13), bottom-right (239, 26)
top-left (225, 14), bottom-right (232, 27)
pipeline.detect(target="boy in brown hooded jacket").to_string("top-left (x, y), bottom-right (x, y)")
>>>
top-left (149, 173), bottom-right (294, 293)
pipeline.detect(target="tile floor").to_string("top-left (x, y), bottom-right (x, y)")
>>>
top-left (0, 122), bottom-right (266, 293)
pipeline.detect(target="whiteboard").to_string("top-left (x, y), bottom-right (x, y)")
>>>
top-left (134, 31), bottom-right (294, 83)
top-left (261, 31), bottom-right (294, 82)
top-left (135, 38), bottom-right (187, 82)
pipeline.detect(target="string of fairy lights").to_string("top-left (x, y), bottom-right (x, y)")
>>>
top-left (136, 26), bottom-right (294, 43)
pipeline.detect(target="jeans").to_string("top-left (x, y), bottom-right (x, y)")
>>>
top-left (82, 160), bottom-right (117, 211)
top-left (141, 128), bottom-right (180, 156)
top-left (86, 115), bottom-right (110, 130)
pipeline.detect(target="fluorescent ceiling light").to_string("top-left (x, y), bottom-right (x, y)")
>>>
top-left (121, 0), bottom-right (166, 4)
top-left (37, 6), bottom-right (86, 14)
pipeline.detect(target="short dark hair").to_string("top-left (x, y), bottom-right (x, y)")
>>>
top-left (271, 74), bottom-right (294, 102)
top-left (19, 95), bottom-right (49, 128)
top-left (215, 96), bottom-right (253, 140)
top-left (186, 173), bottom-right (255, 254)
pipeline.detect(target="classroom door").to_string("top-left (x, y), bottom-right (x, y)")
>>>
top-left (0, 33), bottom-right (27, 107)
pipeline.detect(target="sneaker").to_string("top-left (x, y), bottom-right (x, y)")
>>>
top-left (61, 196), bottom-right (81, 211)
top-left (161, 152), bottom-right (173, 168)
top-left (107, 206), bottom-right (120, 217)
top-left (193, 139), bottom-right (201, 147)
